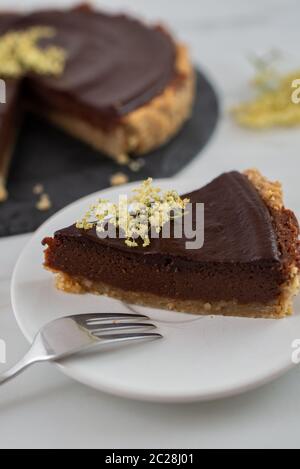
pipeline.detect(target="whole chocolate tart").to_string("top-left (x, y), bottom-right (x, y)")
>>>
top-left (0, 4), bottom-right (195, 199)
top-left (43, 170), bottom-right (300, 319)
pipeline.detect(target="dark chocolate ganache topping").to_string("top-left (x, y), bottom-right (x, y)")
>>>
top-left (57, 171), bottom-right (280, 264)
top-left (0, 6), bottom-right (177, 122)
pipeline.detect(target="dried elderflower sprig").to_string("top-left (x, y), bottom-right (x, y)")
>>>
top-left (232, 51), bottom-right (300, 128)
top-left (76, 178), bottom-right (190, 248)
top-left (0, 27), bottom-right (66, 78)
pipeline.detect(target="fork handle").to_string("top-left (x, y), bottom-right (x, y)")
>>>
top-left (0, 350), bottom-right (40, 385)
top-left (0, 339), bottom-right (52, 386)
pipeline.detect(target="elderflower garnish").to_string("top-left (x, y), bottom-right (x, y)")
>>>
top-left (232, 50), bottom-right (300, 128)
top-left (76, 178), bottom-right (190, 248)
top-left (0, 27), bottom-right (66, 78)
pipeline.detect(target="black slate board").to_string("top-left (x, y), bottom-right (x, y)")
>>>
top-left (0, 70), bottom-right (219, 237)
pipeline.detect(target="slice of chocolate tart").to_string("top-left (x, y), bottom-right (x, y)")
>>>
top-left (43, 170), bottom-right (300, 319)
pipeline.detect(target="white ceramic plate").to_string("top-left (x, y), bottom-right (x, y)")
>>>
top-left (11, 179), bottom-right (300, 402)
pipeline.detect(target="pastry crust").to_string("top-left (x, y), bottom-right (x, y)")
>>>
top-left (244, 169), bottom-right (300, 317)
top-left (46, 44), bottom-right (195, 160)
top-left (244, 169), bottom-right (283, 210)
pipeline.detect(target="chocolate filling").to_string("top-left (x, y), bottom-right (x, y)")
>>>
top-left (43, 172), bottom-right (298, 304)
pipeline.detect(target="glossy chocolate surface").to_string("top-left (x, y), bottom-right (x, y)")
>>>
top-left (45, 172), bottom-right (286, 304)
top-left (57, 172), bottom-right (280, 263)
top-left (0, 6), bottom-right (176, 125)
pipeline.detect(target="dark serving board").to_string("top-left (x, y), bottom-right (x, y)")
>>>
top-left (0, 69), bottom-right (219, 237)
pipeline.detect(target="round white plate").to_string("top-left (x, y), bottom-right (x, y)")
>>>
top-left (11, 179), bottom-right (300, 402)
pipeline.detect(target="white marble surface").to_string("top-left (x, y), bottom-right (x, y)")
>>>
top-left (0, 0), bottom-right (300, 449)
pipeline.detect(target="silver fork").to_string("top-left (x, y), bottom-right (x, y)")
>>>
top-left (0, 313), bottom-right (161, 385)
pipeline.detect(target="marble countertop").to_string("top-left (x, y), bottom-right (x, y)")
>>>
top-left (0, 0), bottom-right (300, 449)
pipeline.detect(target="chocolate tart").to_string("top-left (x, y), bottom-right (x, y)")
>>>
top-left (0, 80), bottom-right (20, 201)
top-left (0, 4), bottom-right (195, 198)
top-left (43, 170), bottom-right (300, 319)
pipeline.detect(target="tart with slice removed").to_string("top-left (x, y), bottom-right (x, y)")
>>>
top-left (0, 4), bottom-right (195, 200)
top-left (43, 170), bottom-right (300, 319)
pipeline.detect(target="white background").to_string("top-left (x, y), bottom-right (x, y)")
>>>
top-left (0, 0), bottom-right (300, 449)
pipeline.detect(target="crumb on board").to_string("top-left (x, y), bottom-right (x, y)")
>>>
top-left (32, 183), bottom-right (44, 195)
top-left (110, 172), bottom-right (129, 187)
top-left (128, 158), bottom-right (145, 172)
top-left (116, 153), bottom-right (130, 165)
top-left (36, 193), bottom-right (52, 211)
top-left (116, 153), bottom-right (144, 172)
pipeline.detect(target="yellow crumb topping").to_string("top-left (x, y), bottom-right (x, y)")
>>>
top-left (76, 178), bottom-right (189, 248)
top-left (0, 27), bottom-right (66, 78)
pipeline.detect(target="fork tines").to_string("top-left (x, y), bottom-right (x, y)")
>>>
top-left (87, 322), bottom-right (156, 335)
top-left (82, 312), bottom-right (150, 326)
top-left (72, 312), bottom-right (162, 343)
top-left (86, 313), bottom-right (161, 341)
top-left (92, 332), bottom-right (162, 343)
